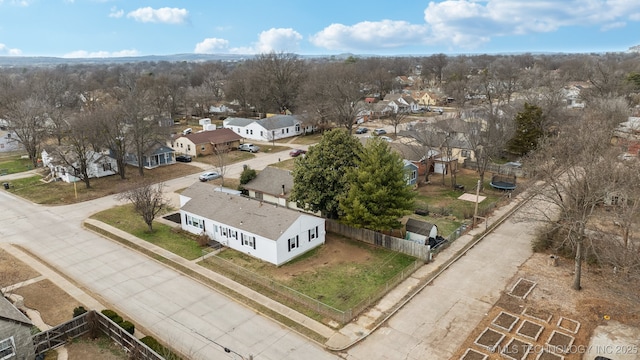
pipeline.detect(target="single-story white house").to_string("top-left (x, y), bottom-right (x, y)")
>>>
top-left (223, 115), bottom-right (314, 142)
top-left (180, 182), bottom-right (326, 266)
top-left (0, 130), bottom-right (22, 153)
top-left (41, 147), bottom-right (118, 183)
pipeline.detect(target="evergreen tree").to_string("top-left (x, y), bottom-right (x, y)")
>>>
top-left (339, 138), bottom-right (415, 231)
top-left (290, 129), bottom-right (363, 219)
top-left (507, 102), bottom-right (545, 156)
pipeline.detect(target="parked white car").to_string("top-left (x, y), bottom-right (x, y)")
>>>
top-left (199, 171), bottom-right (221, 182)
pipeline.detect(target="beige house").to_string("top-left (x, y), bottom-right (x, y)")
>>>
top-left (171, 128), bottom-right (243, 156)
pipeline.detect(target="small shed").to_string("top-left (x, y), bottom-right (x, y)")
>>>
top-left (405, 218), bottom-right (438, 245)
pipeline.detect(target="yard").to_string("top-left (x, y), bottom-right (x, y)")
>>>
top-left (5, 163), bottom-right (202, 205)
top-left (202, 233), bottom-right (417, 311)
top-left (411, 168), bottom-right (520, 236)
top-left (90, 204), bottom-right (208, 260)
top-left (0, 154), bottom-right (34, 174)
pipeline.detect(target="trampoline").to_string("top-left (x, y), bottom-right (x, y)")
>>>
top-left (490, 174), bottom-right (516, 190)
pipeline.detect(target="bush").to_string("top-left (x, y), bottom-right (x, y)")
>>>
top-left (101, 309), bottom-right (119, 320)
top-left (111, 315), bottom-right (123, 324)
top-left (119, 320), bottom-right (135, 335)
top-left (140, 336), bottom-right (182, 360)
top-left (73, 306), bottom-right (87, 318)
top-left (196, 232), bottom-right (210, 247)
top-left (239, 166), bottom-right (257, 184)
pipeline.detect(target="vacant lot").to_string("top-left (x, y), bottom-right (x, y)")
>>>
top-left (452, 252), bottom-right (640, 360)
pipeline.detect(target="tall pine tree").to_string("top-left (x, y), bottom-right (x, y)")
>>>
top-left (339, 138), bottom-right (415, 231)
top-left (507, 102), bottom-right (545, 156)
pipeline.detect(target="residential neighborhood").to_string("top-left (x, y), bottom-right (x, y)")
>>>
top-left (0, 49), bottom-right (639, 360)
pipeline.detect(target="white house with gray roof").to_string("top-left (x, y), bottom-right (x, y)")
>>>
top-left (179, 182), bottom-right (325, 266)
top-left (223, 115), bottom-right (313, 142)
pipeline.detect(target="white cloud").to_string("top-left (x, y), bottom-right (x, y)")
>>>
top-left (194, 38), bottom-right (229, 53)
top-left (62, 49), bottom-right (140, 58)
top-left (0, 43), bottom-right (22, 55)
top-left (0, 0), bottom-right (32, 6)
top-left (601, 22), bottom-right (626, 31)
top-left (310, 20), bottom-right (429, 51)
top-left (422, 0), bottom-right (640, 48)
top-left (108, 7), bottom-right (124, 18)
top-left (126, 7), bottom-right (188, 24)
top-left (230, 28), bottom-right (302, 54)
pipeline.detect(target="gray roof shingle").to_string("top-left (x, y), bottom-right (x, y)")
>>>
top-left (181, 182), bottom-right (301, 240)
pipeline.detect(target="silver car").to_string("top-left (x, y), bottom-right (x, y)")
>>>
top-left (199, 171), bottom-right (221, 182)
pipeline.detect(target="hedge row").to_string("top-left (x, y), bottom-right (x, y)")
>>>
top-left (100, 309), bottom-right (135, 335)
top-left (140, 336), bottom-right (183, 360)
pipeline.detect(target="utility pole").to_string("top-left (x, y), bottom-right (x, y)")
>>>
top-left (473, 179), bottom-right (480, 228)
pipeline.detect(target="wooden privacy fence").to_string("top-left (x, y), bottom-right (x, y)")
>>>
top-left (325, 220), bottom-right (431, 261)
top-left (33, 311), bottom-right (165, 360)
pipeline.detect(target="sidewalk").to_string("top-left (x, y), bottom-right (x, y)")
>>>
top-left (83, 192), bottom-right (525, 351)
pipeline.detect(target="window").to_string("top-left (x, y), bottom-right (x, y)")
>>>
top-left (308, 226), bottom-right (318, 241)
top-left (295, 124), bottom-right (300, 132)
top-left (245, 129), bottom-right (249, 134)
top-left (0, 337), bottom-right (15, 360)
top-left (102, 163), bottom-right (112, 171)
top-left (241, 234), bottom-right (256, 249)
top-left (260, 131), bottom-right (264, 137)
top-left (410, 169), bottom-right (417, 181)
top-left (180, 143), bottom-right (183, 148)
top-left (460, 150), bottom-right (470, 158)
top-left (250, 129), bottom-right (253, 135)
top-left (201, 145), bottom-right (206, 151)
top-left (288, 235), bottom-right (299, 251)
top-left (187, 145), bottom-right (191, 152)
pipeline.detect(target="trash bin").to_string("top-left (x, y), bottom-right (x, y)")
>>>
top-left (3, 182), bottom-right (9, 190)
top-left (548, 255), bottom-right (558, 267)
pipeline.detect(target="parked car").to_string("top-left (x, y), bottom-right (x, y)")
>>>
top-left (373, 128), bottom-right (387, 136)
top-left (199, 171), bottom-right (221, 182)
top-left (289, 149), bottom-right (306, 157)
top-left (379, 136), bottom-right (392, 142)
top-left (355, 127), bottom-right (369, 134)
top-left (175, 155), bottom-right (192, 163)
top-left (238, 143), bottom-right (260, 153)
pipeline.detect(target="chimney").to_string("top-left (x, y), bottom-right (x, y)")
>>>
top-left (281, 184), bottom-right (285, 196)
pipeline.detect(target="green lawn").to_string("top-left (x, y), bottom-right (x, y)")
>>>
top-left (207, 236), bottom-right (417, 311)
top-left (90, 204), bottom-right (207, 260)
top-left (0, 156), bottom-right (34, 174)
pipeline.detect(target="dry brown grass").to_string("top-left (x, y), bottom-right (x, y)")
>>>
top-left (9, 163), bottom-right (202, 205)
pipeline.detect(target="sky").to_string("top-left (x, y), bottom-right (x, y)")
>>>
top-left (0, 0), bottom-right (639, 58)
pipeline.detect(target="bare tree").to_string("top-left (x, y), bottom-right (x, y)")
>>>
top-left (117, 181), bottom-right (168, 232)
top-left (212, 145), bottom-right (230, 187)
top-left (522, 102), bottom-right (624, 290)
top-left (47, 111), bottom-right (102, 189)
top-left (5, 96), bottom-right (49, 168)
top-left (300, 61), bottom-right (365, 133)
